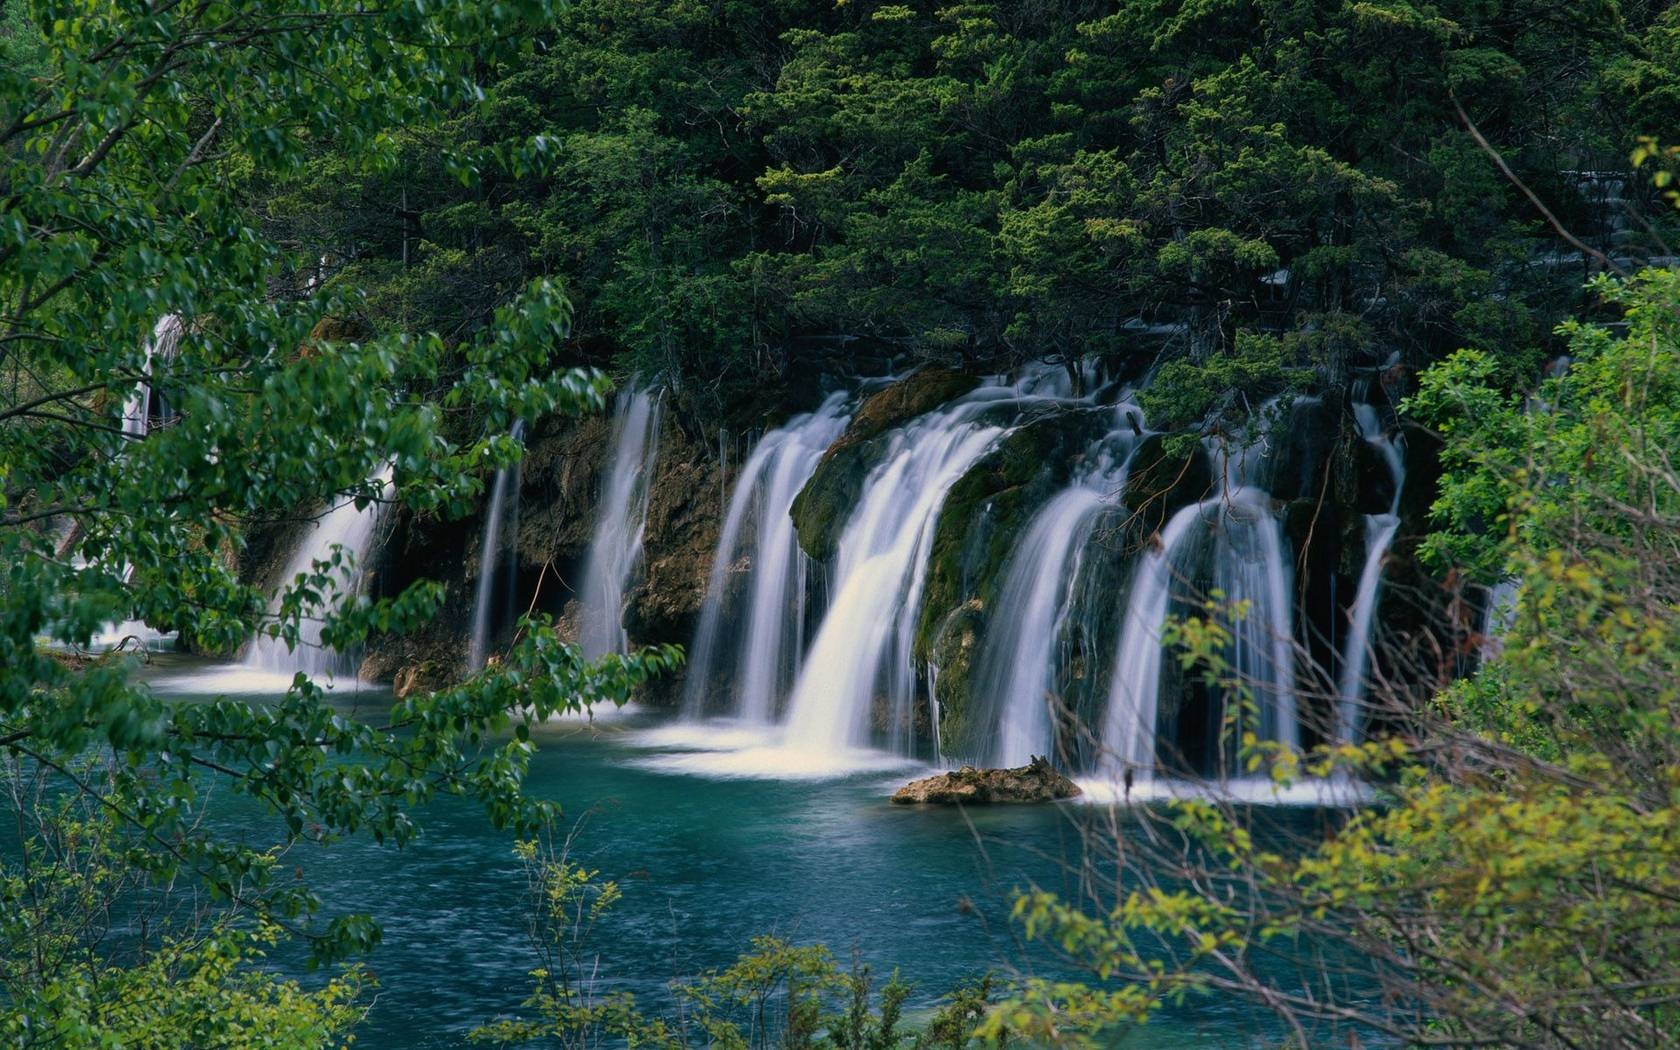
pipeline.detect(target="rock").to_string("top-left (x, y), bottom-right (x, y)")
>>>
top-left (890, 756), bottom-right (1082, 805)
top-left (914, 408), bottom-right (1111, 662)
top-left (391, 659), bottom-right (451, 698)
top-left (1121, 433), bottom-right (1215, 534)
top-left (827, 367), bottom-right (979, 458)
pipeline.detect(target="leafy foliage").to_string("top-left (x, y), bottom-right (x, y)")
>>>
top-left (277, 0), bottom-right (1676, 424)
top-left (0, 0), bottom-right (681, 1038)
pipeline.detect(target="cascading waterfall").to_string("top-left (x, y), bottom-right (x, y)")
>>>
top-left (1334, 403), bottom-right (1406, 742)
top-left (982, 488), bottom-right (1110, 766)
top-left (1213, 491), bottom-right (1300, 750)
top-left (74, 316), bottom-right (189, 652)
top-left (1101, 502), bottom-right (1205, 778)
top-left (122, 315), bottom-right (183, 440)
top-left (777, 371), bottom-right (1088, 757)
top-left (466, 421), bottom-right (526, 673)
top-left (244, 464), bottom-right (395, 679)
top-left (681, 394), bottom-right (851, 721)
top-left (780, 401), bottom-right (1008, 753)
top-left (977, 416), bottom-right (1144, 767)
top-left (576, 386), bottom-right (662, 659)
top-left (1101, 430), bottom-right (1300, 782)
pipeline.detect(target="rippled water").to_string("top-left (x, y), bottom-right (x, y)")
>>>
top-left (136, 660), bottom-right (1358, 1049)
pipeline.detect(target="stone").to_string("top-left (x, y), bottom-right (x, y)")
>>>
top-left (890, 756), bottom-right (1082, 805)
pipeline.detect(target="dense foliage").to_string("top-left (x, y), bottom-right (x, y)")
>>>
top-left (0, 0), bottom-right (676, 1042)
top-left (992, 267), bottom-right (1680, 1048)
top-left (274, 0), bottom-right (1677, 423)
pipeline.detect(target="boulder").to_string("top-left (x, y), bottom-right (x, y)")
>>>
top-left (891, 756), bottom-right (1082, 805)
top-left (391, 659), bottom-right (452, 698)
top-left (826, 367), bottom-right (979, 458)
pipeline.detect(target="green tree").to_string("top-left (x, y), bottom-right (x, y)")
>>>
top-left (0, 0), bottom-right (678, 1038)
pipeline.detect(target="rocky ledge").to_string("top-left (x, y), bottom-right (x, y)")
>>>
top-left (890, 756), bottom-right (1081, 805)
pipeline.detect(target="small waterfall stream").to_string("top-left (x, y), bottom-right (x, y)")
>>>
top-left (245, 464), bottom-right (395, 679)
top-left (681, 394), bottom-right (851, 721)
top-left (576, 386), bottom-right (662, 658)
top-left (1099, 419), bottom-right (1301, 783)
top-left (977, 414), bottom-right (1144, 767)
top-left (1334, 402), bottom-right (1405, 742)
top-left (466, 421), bottom-right (526, 673)
top-left (122, 314), bottom-right (183, 440)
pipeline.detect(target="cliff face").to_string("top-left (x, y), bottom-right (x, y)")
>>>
top-left (354, 405), bottom-right (732, 698)
top-left (313, 366), bottom-right (1455, 749)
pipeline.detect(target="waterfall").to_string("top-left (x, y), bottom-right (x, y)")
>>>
top-left (774, 367), bottom-right (1098, 756)
top-left (780, 403), bottom-right (1007, 752)
top-left (1214, 492), bottom-right (1299, 751)
top-left (466, 421), bottom-right (526, 673)
top-left (1334, 403), bottom-right (1405, 742)
top-left (1100, 445), bottom-right (1300, 783)
top-left (977, 418), bottom-right (1144, 767)
top-left (244, 464), bottom-right (395, 679)
top-left (122, 315), bottom-right (183, 440)
top-left (681, 394), bottom-right (851, 721)
top-left (576, 386), bottom-right (662, 659)
top-left (980, 487), bottom-right (1109, 766)
top-left (1101, 501), bottom-right (1205, 778)
top-left (1480, 577), bottom-right (1520, 657)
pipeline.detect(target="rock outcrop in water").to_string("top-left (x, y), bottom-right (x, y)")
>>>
top-left (891, 756), bottom-right (1081, 804)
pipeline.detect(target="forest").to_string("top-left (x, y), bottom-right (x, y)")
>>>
top-left (3, 1), bottom-right (1680, 1047)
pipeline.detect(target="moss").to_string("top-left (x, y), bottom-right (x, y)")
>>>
top-left (789, 439), bottom-right (879, 561)
top-left (928, 600), bottom-right (985, 760)
top-left (887, 409), bottom-right (1108, 757)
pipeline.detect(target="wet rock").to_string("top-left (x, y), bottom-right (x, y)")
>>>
top-left (1264, 398), bottom-right (1334, 501)
top-left (1121, 434), bottom-right (1215, 534)
top-left (925, 599), bottom-right (984, 758)
top-left (625, 418), bottom-right (727, 649)
top-left (826, 367), bottom-right (979, 457)
top-left (891, 756), bottom-right (1081, 805)
top-left (914, 408), bottom-right (1111, 664)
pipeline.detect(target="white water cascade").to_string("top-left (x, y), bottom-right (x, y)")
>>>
top-left (244, 464), bottom-right (395, 679)
top-left (1334, 403), bottom-right (1406, 742)
top-left (576, 386), bottom-right (663, 659)
top-left (1100, 437), bottom-right (1299, 784)
top-left (776, 370), bottom-right (1089, 758)
top-left (122, 315), bottom-right (183, 440)
top-left (978, 419), bottom-right (1144, 767)
top-left (466, 421), bottom-right (526, 673)
top-left (680, 394), bottom-right (851, 722)
top-left (780, 402), bottom-right (1008, 753)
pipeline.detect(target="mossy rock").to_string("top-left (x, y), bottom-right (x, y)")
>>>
top-left (828, 367), bottom-right (979, 456)
top-left (913, 408), bottom-right (1113, 666)
top-left (927, 599), bottom-right (985, 761)
top-left (789, 367), bottom-right (980, 561)
top-left (1264, 398), bottom-right (1335, 501)
top-left (789, 439), bottom-right (880, 562)
top-left (1120, 434), bottom-right (1215, 533)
